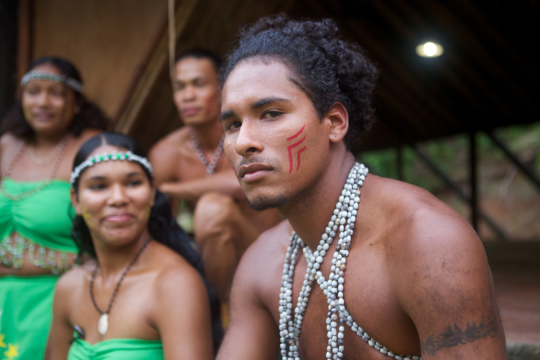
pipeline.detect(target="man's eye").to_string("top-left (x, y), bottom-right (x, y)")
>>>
top-left (262, 111), bottom-right (283, 119)
top-left (226, 121), bottom-right (242, 131)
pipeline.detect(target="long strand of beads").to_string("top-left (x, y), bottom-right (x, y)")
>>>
top-left (278, 163), bottom-right (421, 360)
top-left (278, 163), bottom-right (362, 360)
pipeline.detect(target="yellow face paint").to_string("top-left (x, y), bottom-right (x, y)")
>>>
top-left (62, 103), bottom-right (75, 126)
top-left (144, 205), bottom-right (152, 222)
top-left (22, 105), bottom-right (33, 122)
top-left (81, 207), bottom-right (92, 227)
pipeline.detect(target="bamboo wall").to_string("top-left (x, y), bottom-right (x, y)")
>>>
top-left (33, 0), bottom-right (166, 117)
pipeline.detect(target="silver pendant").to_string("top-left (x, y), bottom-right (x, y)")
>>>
top-left (98, 313), bottom-right (109, 335)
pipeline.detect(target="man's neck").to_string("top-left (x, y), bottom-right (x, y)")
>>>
top-left (280, 150), bottom-right (356, 251)
top-left (190, 119), bottom-right (223, 151)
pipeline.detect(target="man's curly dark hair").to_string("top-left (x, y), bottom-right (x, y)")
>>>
top-left (219, 15), bottom-right (379, 150)
top-left (1, 56), bottom-right (109, 139)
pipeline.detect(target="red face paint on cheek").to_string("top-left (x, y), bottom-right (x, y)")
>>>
top-left (286, 124), bottom-right (306, 174)
top-left (204, 92), bottom-right (219, 115)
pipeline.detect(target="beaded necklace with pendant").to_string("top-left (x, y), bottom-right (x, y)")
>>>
top-left (278, 163), bottom-right (420, 360)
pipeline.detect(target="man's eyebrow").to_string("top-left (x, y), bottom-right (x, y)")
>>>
top-left (175, 76), bottom-right (205, 85)
top-left (251, 96), bottom-right (291, 109)
top-left (220, 109), bottom-right (234, 121)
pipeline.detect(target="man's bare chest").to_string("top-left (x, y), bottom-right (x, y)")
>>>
top-left (266, 240), bottom-right (421, 359)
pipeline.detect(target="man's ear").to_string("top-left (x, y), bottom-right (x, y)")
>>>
top-left (70, 188), bottom-right (82, 215)
top-left (324, 102), bottom-right (349, 144)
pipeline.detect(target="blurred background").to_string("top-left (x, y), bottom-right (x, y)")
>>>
top-left (0, 0), bottom-right (539, 356)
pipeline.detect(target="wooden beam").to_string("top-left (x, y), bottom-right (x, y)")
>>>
top-left (396, 145), bottom-right (403, 181)
top-left (412, 144), bottom-right (508, 240)
top-left (486, 131), bottom-right (540, 192)
top-left (114, 0), bottom-right (199, 134)
top-left (17, 0), bottom-right (32, 96)
top-left (469, 131), bottom-right (479, 231)
top-left (112, 12), bottom-right (169, 127)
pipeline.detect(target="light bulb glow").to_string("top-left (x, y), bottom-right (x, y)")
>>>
top-left (416, 42), bottom-right (444, 57)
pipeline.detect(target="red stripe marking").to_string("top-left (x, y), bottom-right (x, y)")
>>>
top-left (296, 146), bottom-right (306, 171)
top-left (287, 135), bottom-right (306, 174)
top-left (287, 124), bottom-right (305, 141)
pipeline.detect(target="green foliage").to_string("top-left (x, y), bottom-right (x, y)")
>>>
top-left (358, 122), bottom-right (540, 193)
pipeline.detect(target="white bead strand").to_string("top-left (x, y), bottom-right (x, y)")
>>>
top-left (278, 163), bottom-right (421, 360)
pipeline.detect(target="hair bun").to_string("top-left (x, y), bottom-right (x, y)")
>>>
top-left (222, 15), bottom-right (379, 151)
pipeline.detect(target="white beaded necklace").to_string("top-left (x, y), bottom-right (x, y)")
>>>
top-left (189, 131), bottom-right (224, 176)
top-left (279, 163), bottom-right (420, 360)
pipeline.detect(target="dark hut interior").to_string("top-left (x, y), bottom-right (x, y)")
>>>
top-left (0, 0), bottom-right (539, 355)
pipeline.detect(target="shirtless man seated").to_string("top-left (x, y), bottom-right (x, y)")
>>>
top-left (216, 17), bottom-right (506, 359)
top-left (149, 49), bottom-right (281, 302)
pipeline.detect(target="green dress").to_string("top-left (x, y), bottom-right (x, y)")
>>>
top-left (0, 178), bottom-right (77, 360)
top-left (67, 338), bottom-right (164, 360)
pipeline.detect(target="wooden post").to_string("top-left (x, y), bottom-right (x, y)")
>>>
top-left (469, 131), bottom-right (479, 232)
top-left (17, 0), bottom-right (32, 96)
top-left (397, 145), bottom-right (403, 181)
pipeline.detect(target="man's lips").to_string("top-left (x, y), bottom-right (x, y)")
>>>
top-left (182, 107), bottom-right (200, 116)
top-left (238, 163), bottom-right (273, 182)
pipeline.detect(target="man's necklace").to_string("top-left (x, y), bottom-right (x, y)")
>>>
top-left (278, 163), bottom-right (420, 360)
top-left (189, 131), bottom-right (224, 176)
top-left (90, 237), bottom-right (151, 336)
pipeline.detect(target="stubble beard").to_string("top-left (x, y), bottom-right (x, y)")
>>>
top-left (247, 193), bottom-right (288, 211)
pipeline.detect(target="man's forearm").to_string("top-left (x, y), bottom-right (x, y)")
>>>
top-left (160, 174), bottom-right (246, 202)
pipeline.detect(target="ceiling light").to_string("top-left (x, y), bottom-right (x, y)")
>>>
top-left (416, 42), bottom-right (444, 57)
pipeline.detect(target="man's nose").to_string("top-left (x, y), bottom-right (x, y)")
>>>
top-left (182, 85), bottom-right (196, 101)
top-left (235, 120), bottom-right (263, 156)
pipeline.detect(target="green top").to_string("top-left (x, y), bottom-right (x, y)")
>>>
top-left (0, 178), bottom-right (76, 252)
top-left (67, 338), bottom-right (164, 360)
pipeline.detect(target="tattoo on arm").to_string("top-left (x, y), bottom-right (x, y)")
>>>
top-left (421, 317), bottom-right (499, 356)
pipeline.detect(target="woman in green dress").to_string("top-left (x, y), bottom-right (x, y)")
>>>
top-left (47, 132), bottom-right (222, 360)
top-left (0, 57), bottom-right (108, 360)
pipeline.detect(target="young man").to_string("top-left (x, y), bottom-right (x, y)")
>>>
top-left (216, 17), bottom-right (506, 360)
top-left (149, 49), bottom-right (281, 302)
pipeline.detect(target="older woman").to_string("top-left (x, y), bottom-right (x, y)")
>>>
top-left (0, 56), bottom-right (108, 359)
top-left (47, 132), bottom-right (221, 359)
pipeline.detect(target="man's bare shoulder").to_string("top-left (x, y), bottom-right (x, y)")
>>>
top-left (234, 219), bottom-right (290, 293)
top-left (364, 175), bottom-right (505, 357)
top-left (365, 174), bottom-right (478, 249)
top-left (245, 219), bottom-right (291, 263)
top-left (150, 127), bottom-right (191, 158)
top-left (363, 174), bottom-right (490, 290)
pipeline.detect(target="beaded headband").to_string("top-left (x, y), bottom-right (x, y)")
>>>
top-left (21, 71), bottom-right (83, 93)
top-left (70, 151), bottom-right (153, 186)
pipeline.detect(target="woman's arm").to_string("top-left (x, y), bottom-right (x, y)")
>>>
top-left (45, 272), bottom-right (77, 360)
top-left (152, 263), bottom-right (214, 360)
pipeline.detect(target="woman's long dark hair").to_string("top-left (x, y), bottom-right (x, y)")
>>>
top-left (1, 56), bottom-right (109, 138)
top-left (71, 132), bottom-right (223, 351)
